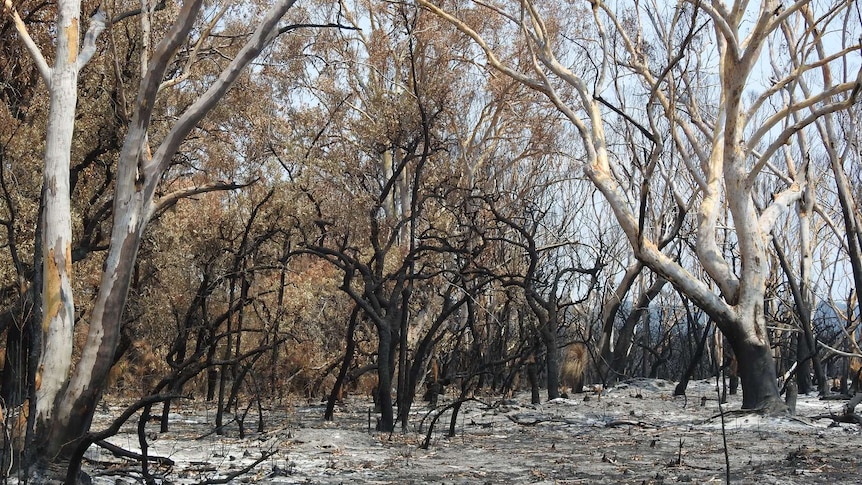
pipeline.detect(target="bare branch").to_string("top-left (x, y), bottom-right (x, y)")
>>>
top-left (759, 182), bottom-right (803, 236)
top-left (278, 21), bottom-right (361, 35)
top-left (747, 44), bottom-right (860, 118)
top-left (150, 179), bottom-right (256, 220)
top-left (109, 0), bottom-right (165, 25)
top-left (4, 0), bottom-right (51, 86)
top-left (682, 0), bottom-right (739, 60)
top-left (158, 3), bottom-right (229, 93)
top-left (78, 8), bottom-right (107, 69)
top-left (748, 72), bottom-right (862, 183)
top-left (416, 0), bottom-right (548, 93)
top-left (148, 0), bottom-right (301, 179)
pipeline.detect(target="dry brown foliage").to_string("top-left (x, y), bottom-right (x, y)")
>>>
top-left (561, 343), bottom-right (589, 395)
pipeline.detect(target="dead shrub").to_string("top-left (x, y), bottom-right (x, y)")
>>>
top-left (561, 343), bottom-right (589, 394)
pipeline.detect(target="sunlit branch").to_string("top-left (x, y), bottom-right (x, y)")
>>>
top-left (818, 339), bottom-right (862, 359)
top-left (149, 0), bottom-right (300, 178)
top-left (150, 180), bottom-right (255, 220)
top-left (78, 8), bottom-right (107, 69)
top-left (682, 0), bottom-right (740, 60)
top-left (748, 73), bottom-right (862, 184)
top-left (417, 0), bottom-right (548, 93)
top-left (748, 76), bottom-right (860, 150)
top-left (589, 2), bottom-right (608, 92)
top-left (598, 2), bottom-right (710, 175)
top-left (759, 182), bottom-right (804, 236)
top-left (737, 2), bottom-right (782, 72)
top-left (159, 3), bottom-right (229, 93)
top-left (4, 0), bottom-right (51, 86)
top-left (748, 44), bottom-right (860, 118)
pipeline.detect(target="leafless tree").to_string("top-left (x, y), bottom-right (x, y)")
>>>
top-left (420, 0), bottom-right (862, 411)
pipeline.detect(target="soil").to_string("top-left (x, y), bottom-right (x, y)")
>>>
top-left (80, 379), bottom-right (862, 484)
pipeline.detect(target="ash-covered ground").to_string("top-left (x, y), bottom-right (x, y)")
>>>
top-left (82, 379), bottom-right (862, 484)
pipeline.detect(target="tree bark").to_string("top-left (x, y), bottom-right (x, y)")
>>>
top-left (675, 318), bottom-right (712, 397)
top-left (326, 306), bottom-right (360, 420)
top-left (399, 285), bottom-right (473, 426)
top-left (538, 322), bottom-right (559, 400)
top-left (376, 323), bottom-right (395, 432)
top-left (526, 353), bottom-right (540, 405)
top-left (598, 262), bottom-right (644, 382)
top-left (721, 317), bottom-right (783, 410)
top-left (33, 0), bottom-right (84, 441)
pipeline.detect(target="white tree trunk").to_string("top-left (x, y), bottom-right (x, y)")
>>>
top-left (34, 0), bottom-right (80, 430)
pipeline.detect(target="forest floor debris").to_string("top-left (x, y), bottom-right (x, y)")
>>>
top-left (76, 379), bottom-right (862, 484)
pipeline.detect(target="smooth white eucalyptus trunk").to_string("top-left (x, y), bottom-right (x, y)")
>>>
top-left (35, 0), bottom-right (80, 430)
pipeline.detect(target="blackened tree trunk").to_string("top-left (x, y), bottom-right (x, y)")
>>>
top-left (537, 322), bottom-right (559, 400)
top-left (482, 196), bottom-right (601, 402)
top-left (794, 330), bottom-right (812, 393)
top-left (526, 352), bottom-right (540, 405)
top-left (0, 307), bottom-right (31, 408)
top-left (376, 322), bottom-right (396, 432)
top-left (674, 297), bottom-right (712, 396)
top-left (398, 283), bottom-right (476, 427)
top-left (772, 237), bottom-right (827, 395)
top-left (722, 321), bottom-right (783, 411)
top-left (396, 286), bottom-right (411, 430)
top-left (610, 276), bottom-right (667, 384)
top-left (598, 263), bottom-right (643, 383)
top-left (325, 306), bottom-right (360, 420)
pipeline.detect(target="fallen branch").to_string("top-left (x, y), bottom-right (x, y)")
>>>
top-left (605, 419), bottom-right (657, 428)
top-left (811, 393), bottom-right (862, 425)
top-left (506, 413), bottom-right (553, 426)
top-left (200, 450), bottom-right (277, 485)
top-left (93, 440), bottom-right (175, 467)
